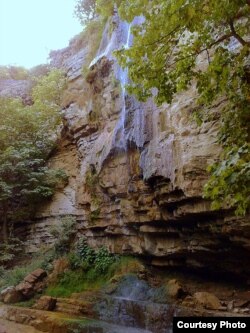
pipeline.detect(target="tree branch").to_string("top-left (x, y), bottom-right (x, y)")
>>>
top-left (144, 25), bottom-right (181, 47)
top-left (168, 33), bottom-right (233, 68)
top-left (229, 20), bottom-right (250, 47)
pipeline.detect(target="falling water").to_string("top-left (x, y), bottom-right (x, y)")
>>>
top-left (89, 22), bottom-right (115, 68)
top-left (97, 276), bottom-right (175, 333)
top-left (114, 22), bottom-right (131, 151)
top-left (89, 15), bottom-right (145, 152)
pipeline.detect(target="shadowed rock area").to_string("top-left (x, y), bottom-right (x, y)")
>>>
top-left (0, 9), bottom-right (249, 333)
top-left (6, 14), bottom-right (248, 282)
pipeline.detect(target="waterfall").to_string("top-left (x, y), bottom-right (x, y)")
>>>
top-left (88, 15), bottom-right (145, 152)
top-left (89, 22), bottom-right (115, 68)
top-left (113, 22), bottom-right (132, 151)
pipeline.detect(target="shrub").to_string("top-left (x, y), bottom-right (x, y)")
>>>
top-left (50, 216), bottom-right (77, 256)
top-left (76, 238), bottom-right (96, 266)
top-left (0, 236), bottom-right (24, 266)
top-left (71, 238), bottom-right (118, 274)
top-left (74, 0), bottom-right (97, 26)
top-left (95, 246), bottom-right (117, 273)
top-left (0, 249), bottom-right (56, 290)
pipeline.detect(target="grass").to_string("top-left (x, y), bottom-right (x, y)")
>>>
top-left (45, 268), bottom-right (108, 298)
top-left (45, 256), bottom-right (143, 298)
top-left (14, 298), bottom-right (36, 308)
top-left (0, 248), bottom-right (55, 291)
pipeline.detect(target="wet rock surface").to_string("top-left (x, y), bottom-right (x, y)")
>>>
top-left (0, 319), bottom-right (44, 333)
top-left (11, 14), bottom-right (248, 282)
top-left (0, 13), bottom-right (249, 333)
top-left (0, 272), bottom-right (249, 333)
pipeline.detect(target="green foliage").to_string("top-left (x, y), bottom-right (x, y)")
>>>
top-left (69, 238), bottom-right (118, 274)
top-left (74, 0), bottom-right (97, 26)
top-left (80, 19), bottom-right (106, 75)
top-left (84, 166), bottom-right (102, 223)
top-left (31, 68), bottom-right (66, 128)
top-left (96, 0), bottom-right (122, 19)
top-left (0, 64), bottom-right (51, 81)
top-left (204, 144), bottom-right (250, 215)
top-left (0, 250), bottom-right (51, 290)
top-left (46, 269), bottom-right (97, 297)
top-left (89, 208), bottom-right (101, 222)
top-left (85, 167), bottom-right (99, 190)
top-left (14, 298), bottom-right (36, 308)
top-left (95, 246), bottom-right (117, 273)
top-left (50, 216), bottom-right (77, 256)
top-left (0, 69), bottom-right (67, 246)
top-left (75, 237), bottom-right (96, 265)
top-left (46, 254), bottom-right (141, 299)
top-left (114, 0), bottom-right (250, 215)
top-left (40, 252), bottom-right (56, 272)
top-left (1, 266), bottom-right (29, 287)
top-left (0, 236), bottom-right (23, 265)
top-left (29, 64), bottom-right (51, 78)
top-left (47, 246), bottom-right (119, 298)
top-left (74, 0), bottom-right (121, 25)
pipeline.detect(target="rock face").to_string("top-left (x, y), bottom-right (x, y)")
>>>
top-left (11, 15), bottom-right (250, 280)
top-left (33, 296), bottom-right (57, 311)
top-left (0, 287), bottom-right (22, 304)
top-left (0, 79), bottom-right (32, 104)
top-left (15, 269), bottom-right (47, 299)
top-left (0, 269), bottom-right (47, 304)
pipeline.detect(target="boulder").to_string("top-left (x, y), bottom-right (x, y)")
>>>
top-left (33, 296), bottom-right (57, 311)
top-left (47, 258), bottom-right (69, 284)
top-left (23, 269), bottom-right (47, 285)
top-left (181, 295), bottom-right (196, 308)
top-left (16, 281), bottom-right (34, 298)
top-left (0, 286), bottom-right (23, 304)
top-left (165, 279), bottom-right (184, 299)
top-left (16, 269), bottom-right (47, 299)
top-left (193, 291), bottom-right (221, 310)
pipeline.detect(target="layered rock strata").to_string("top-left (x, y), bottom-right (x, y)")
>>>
top-left (3, 16), bottom-right (249, 281)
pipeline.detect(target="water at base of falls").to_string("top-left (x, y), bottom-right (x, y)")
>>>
top-left (96, 276), bottom-right (174, 333)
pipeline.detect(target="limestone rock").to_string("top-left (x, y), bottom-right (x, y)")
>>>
top-left (0, 79), bottom-right (32, 104)
top-left (16, 282), bottom-right (34, 298)
top-left (7, 13), bottom-right (250, 282)
top-left (193, 292), bottom-right (221, 310)
top-left (33, 296), bottom-right (57, 311)
top-left (47, 258), bottom-right (69, 284)
top-left (0, 287), bottom-right (23, 304)
top-left (165, 279), bottom-right (184, 299)
top-left (15, 269), bottom-right (47, 299)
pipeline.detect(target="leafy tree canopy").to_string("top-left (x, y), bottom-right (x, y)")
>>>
top-left (113, 0), bottom-right (250, 215)
top-left (0, 69), bottom-right (67, 242)
top-left (74, 0), bottom-right (97, 25)
top-left (74, 0), bottom-right (122, 25)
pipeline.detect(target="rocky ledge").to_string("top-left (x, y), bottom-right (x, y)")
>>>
top-left (2, 14), bottom-right (249, 282)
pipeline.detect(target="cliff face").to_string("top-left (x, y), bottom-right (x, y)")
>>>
top-left (7, 16), bottom-right (250, 280)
